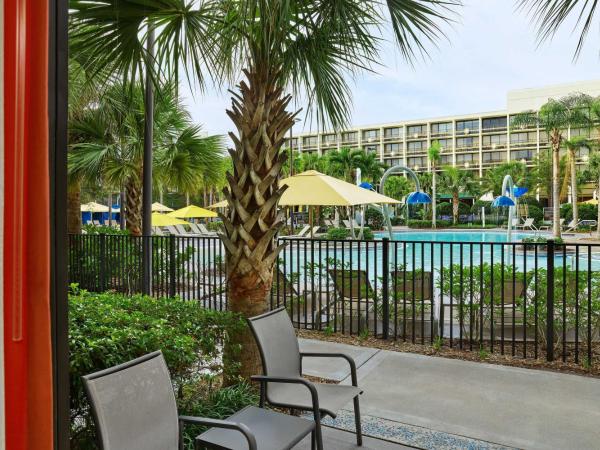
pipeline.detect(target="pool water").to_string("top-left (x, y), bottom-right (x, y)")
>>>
top-left (377, 230), bottom-right (538, 243)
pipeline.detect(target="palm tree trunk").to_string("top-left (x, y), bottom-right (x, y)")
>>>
top-left (67, 178), bottom-right (82, 234)
top-left (452, 192), bottom-right (459, 225)
top-left (569, 148), bottom-right (578, 227)
top-left (222, 66), bottom-right (296, 380)
top-left (551, 135), bottom-right (561, 238)
top-left (125, 176), bottom-right (142, 236)
top-left (432, 168), bottom-right (437, 228)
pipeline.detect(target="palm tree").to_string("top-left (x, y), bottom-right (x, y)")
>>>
top-left (69, 82), bottom-right (222, 234)
top-left (328, 148), bottom-right (364, 182)
top-left (439, 166), bottom-right (477, 225)
top-left (481, 160), bottom-right (528, 197)
top-left (562, 136), bottom-right (590, 227)
top-left (586, 152), bottom-right (600, 238)
top-left (511, 95), bottom-right (588, 238)
top-left (354, 151), bottom-right (387, 183)
top-left (518, 0), bottom-right (600, 59)
top-left (427, 141), bottom-right (441, 228)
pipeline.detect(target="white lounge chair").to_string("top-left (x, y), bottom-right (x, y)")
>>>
top-left (196, 223), bottom-right (218, 236)
top-left (166, 225), bottom-right (184, 236)
top-left (515, 218), bottom-right (537, 231)
top-left (288, 225), bottom-right (310, 238)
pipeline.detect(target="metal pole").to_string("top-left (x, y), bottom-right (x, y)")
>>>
top-left (142, 24), bottom-right (155, 295)
top-left (546, 239), bottom-right (555, 361)
top-left (382, 238), bottom-right (390, 339)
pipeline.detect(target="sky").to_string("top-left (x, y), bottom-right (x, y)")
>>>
top-left (180, 0), bottom-right (600, 139)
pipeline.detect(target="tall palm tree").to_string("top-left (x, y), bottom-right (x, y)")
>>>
top-left (354, 151), bottom-right (387, 183)
top-left (562, 136), bottom-right (590, 227)
top-left (212, 0), bottom-right (459, 377)
top-left (511, 95), bottom-right (588, 238)
top-left (439, 166), bottom-right (477, 225)
top-left (427, 140), bottom-right (441, 228)
top-left (481, 160), bottom-right (528, 196)
top-left (518, 0), bottom-right (600, 59)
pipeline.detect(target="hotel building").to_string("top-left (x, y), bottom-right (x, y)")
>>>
top-left (285, 80), bottom-right (600, 178)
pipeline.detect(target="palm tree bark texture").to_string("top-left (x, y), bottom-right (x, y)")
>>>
top-left (220, 67), bottom-right (296, 379)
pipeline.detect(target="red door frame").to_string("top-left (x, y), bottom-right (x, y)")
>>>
top-left (4, 0), bottom-right (68, 448)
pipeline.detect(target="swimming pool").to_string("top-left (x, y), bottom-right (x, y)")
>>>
top-left (376, 230), bottom-right (538, 243)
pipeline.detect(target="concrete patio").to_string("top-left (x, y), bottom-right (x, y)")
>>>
top-left (299, 338), bottom-right (600, 450)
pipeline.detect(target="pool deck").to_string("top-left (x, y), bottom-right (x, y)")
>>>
top-left (299, 338), bottom-right (600, 450)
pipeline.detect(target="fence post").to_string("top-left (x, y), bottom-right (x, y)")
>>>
top-left (382, 238), bottom-right (390, 340)
top-left (99, 233), bottom-right (106, 291)
top-left (169, 235), bottom-right (177, 298)
top-left (546, 239), bottom-right (555, 362)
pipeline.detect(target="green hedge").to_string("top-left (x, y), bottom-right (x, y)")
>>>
top-left (69, 287), bottom-right (254, 449)
top-left (408, 219), bottom-right (452, 229)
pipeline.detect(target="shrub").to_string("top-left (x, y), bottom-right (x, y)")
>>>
top-left (471, 200), bottom-right (492, 215)
top-left (69, 287), bottom-right (248, 449)
top-left (561, 203), bottom-right (598, 222)
top-left (362, 227), bottom-right (374, 240)
top-left (327, 227), bottom-right (351, 240)
top-left (205, 221), bottom-right (223, 232)
top-left (408, 219), bottom-right (452, 229)
top-left (364, 208), bottom-right (384, 230)
top-left (82, 223), bottom-right (129, 235)
top-left (524, 204), bottom-right (543, 224)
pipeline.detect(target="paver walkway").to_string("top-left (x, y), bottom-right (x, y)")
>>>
top-left (299, 338), bottom-right (600, 450)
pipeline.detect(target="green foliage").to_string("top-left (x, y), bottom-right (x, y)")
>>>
top-left (365, 208), bottom-right (384, 230)
top-left (323, 325), bottom-right (335, 336)
top-left (471, 200), bottom-right (492, 215)
top-left (69, 288), bottom-right (247, 449)
top-left (525, 204), bottom-right (544, 224)
top-left (362, 227), bottom-right (375, 240)
top-left (437, 201), bottom-right (469, 217)
top-left (561, 203), bottom-right (598, 222)
top-left (327, 227), bottom-right (351, 240)
top-left (408, 219), bottom-right (452, 229)
top-left (205, 221), bottom-right (223, 232)
top-left (482, 161), bottom-right (529, 196)
top-left (82, 224), bottom-right (128, 235)
top-left (383, 175), bottom-right (412, 200)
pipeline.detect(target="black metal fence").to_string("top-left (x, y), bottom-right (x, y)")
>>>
top-left (69, 234), bottom-right (600, 365)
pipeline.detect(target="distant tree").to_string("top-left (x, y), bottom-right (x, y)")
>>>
top-left (562, 136), bottom-right (591, 227)
top-left (511, 95), bottom-right (589, 238)
top-left (482, 161), bottom-right (529, 196)
top-left (354, 151), bottom-right (387, 183)
top-left (439, 166), bottom-right (478, 224)
top-left (328, 147), bottom-right (364, 182)
top-left (428, 140), bottom-right (442, 228)
top-left (585, 152), bottom-right (600, 238)
top-left (383, 175), bottom-right (412, 201)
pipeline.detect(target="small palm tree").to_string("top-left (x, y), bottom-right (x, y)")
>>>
top-left (482, 161), bottom-right (528, 197)
top-left (586, 152), bottom-right (600, 238)
top-left (562, 136), bottom-right (590, 227)
top-left (439, 166), bottom-right (477, 225)
top-left (428, 141), bottom-right (441, 228)
top-left (354, 151), bottom-right (387, 183)
top-left (511, 95), bottom-right (589, 238)
top-left (328, 147), bottom-right (364, 182)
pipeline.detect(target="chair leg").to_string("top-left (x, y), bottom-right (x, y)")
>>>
top-left (311, 430), bottom-right (316, 450)
top-left (314, 421), bottom-right (324, 450)
top-left (354, 395), bottom-right (363, 446)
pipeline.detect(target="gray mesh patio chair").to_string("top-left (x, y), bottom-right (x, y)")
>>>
top-left (83, 350), bottom-right (315, 450)
top-left (248, 308), bottom-right (363, 449)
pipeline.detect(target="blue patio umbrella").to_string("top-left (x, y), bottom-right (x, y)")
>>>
top-left (492, 195), bottom-right (515, 207)
top-left (359, 181), bottom-right (373, 190)
top-left (406, 191), bottom-right (432, 204)
top-left (513, 186), bottom-right (528, 198)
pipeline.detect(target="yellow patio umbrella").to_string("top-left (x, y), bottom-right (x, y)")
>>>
top-left (583, 198), bottom-right (598, 205)
top-left (81, 201), bottom-right (109, 212)
top-left (151, 213), bottom-right (190, 227)
top-left (167, 204), bottom-right (218, 218)
top-left (152, 202), bottom-right (174, 212)
top-left (208, 199), bottom-right (228, 209)
top-left (278, 170), bottom-right (400, 206)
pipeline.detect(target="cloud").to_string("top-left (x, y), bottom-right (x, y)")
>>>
top-left (180, 0), bottom-right (600, 138)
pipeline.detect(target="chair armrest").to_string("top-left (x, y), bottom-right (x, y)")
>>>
top-left (301, 352), bottom-right (358, 386)
top-left (178, 415), bottom-right (257, 450)
top-left (250, 375), bottom-right (321, 424)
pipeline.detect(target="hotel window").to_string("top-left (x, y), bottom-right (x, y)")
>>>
top-left (322, 134), bottom-right (337, 144)
top-left (511, 150), bottom-right (535, 161)
top-left (303, 136), bottom-right (318, 146)
top-left (436, 138), bottom-right (452, 151)
top-left (384, 127), bottom-right (402, 139)
top-left (482, 134), bottom-right (507, 147)
top-left (431, 122), bottom-right (452, 135)
top-left (576, 146), bottom-right (590, 159)
top-left (342, 131), bottom-right (358, 142)
top-left (384, 157), bottom-right (403, 167)
top-left (456, 153), bottom-right (476, 165)
top-left (456, 137), bottom-right (478, 149)
top-left (407, 140), bottom-right (426, 153)
top-left (456, 119), bottom-right (479, 134)
top-left (510, 132), bottom-right (536, 146)
top-left (407, 124), bottom-right (427, 138)
top-left (408, 156), bottom-right (427, 169)
top-left (362, 129), bottom-right (379, 141)
top-left (365, 145), bottom-right (379, 154)
top-left (385, 143), bottom-right (401, 155)
top-left (571, 128), bottom-right (590, 137)
top-left (284, 137), bottom-right (298, 148)
top-left (440, 155), bottom-right (453, 165)
top-left (482, 117), bottom-right (507, 130)
top-left (482, 151), bottom-right (505, 163)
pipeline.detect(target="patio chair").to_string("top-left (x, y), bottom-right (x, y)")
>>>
top-left (166, 225), bottom-right (183, 236)
top-left (288, 225), bottom-right (311, 238)
top-left (327, 269), bottom-right (375, 320)
top-left (486, 280), bottom-right (526, 328)
top-left (248, 308), bottom-right (363, 449)
top-left (196, 223), bottom-right (218, 236)
top-left (175, 224), bottom-right (201, 237)
top-left (152, 226), bottom-right (165, 236)
top-left (515, 218), bottom-right (537, 231)
top-left (83, 350), bottom-right (315, 450)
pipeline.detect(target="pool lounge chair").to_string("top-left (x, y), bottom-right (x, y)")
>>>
top-left (196, 223), bottom-right (218, 236)
top-left (515, 218), bottom-right (537, 231)
top-left (248, 308), bottom-right (363, 449)
top-left (327, 268), bottom-right (375, 320)
top-left (83, 351), bottom-right (315, 450)
top-left (288, 225), bottom-right (310, 238)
